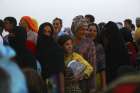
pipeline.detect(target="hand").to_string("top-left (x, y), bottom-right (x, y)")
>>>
top-left (74, 74), bottom-right (83, 81)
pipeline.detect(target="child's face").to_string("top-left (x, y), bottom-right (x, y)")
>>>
top-left (63, 39), bottom-right (73, 54)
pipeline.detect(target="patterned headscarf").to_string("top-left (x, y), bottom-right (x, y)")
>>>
top-left (71, 15), bottom-right (88, 35)
top-left (20, 16), bottom-right (38, 32)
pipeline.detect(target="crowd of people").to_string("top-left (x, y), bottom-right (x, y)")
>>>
top-left (0, 14), bottom-right (140, 93)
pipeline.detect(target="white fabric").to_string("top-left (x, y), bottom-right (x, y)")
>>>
top-left (0, 35), bottom-right (3, 45)
top-left (2, 30), bottom-right (9, 37)
top-left (27, 30), bottom-right (38, 44)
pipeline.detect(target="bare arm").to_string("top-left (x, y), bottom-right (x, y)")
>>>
top-left (100, 70), bottom-right (106, 89)
top-left (59, 72), bottom-right (64, 93)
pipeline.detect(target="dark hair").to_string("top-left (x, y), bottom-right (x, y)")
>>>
top-left (9, 26), bottom-right (27, 47)
top-left (124, 19), bottom-right (132, 26)
top-left (38, 22), bottom-right (54, 37)
top-left (100, 21), bottom-right (131, 83)
top-left (53, 17), bottom-right (62, 25)
top-left (120, 27), bottom-right (133, 42)
top-left (100, 21), bottom-right (120, 48)
top-left (23, 68), bottom-right (47, 93)
top-left (100, 21), bottom-right (128, 52)
top-left (88, 23), bottom-right (99, 32)
top-left (57, 35), bottom-right (73, 46)
top-left (98, 22), bottom-right (106, 32)
top-left (0, 67), bottom-right (10, 93)
top-left (131, 24), bottom-right (135, 31)
top-left (4, 17), bottom-right (17, 27)
top-left (0, 19), bottom-right (4, 34)
top-left (88, 23), bottom-right (101, 43)
top-left (85, 14), bottom-right (95, 23)
top-left (0, 19), bottom-right (4, 28)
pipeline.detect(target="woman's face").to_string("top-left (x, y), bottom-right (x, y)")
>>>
top-left (44, 25), bottom-right (52, 37)
top-left (63, 39), bottom-right (73, 54)
top-left (76, 26), bottom-right (87, 39)
top-left (88, 25), bottom-right (97, 40)
top-left (53, 19), bottom-right (62, 34)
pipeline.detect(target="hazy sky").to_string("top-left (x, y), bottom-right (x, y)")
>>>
top-left (0, 0), bottom-right (140, 27)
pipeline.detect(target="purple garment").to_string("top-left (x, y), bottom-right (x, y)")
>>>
top-left (74, 38), bottom-right (96, 92)
top-left (95, 43), bottom-right (106, 72)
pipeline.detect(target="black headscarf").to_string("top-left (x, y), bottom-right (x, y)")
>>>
top-left (0, 19), bottom-right (4, 35)
top-left (36, 22), bottom-right (64, 79)
top-left (120, 27), bottom-right (133, 43)
top-left (100, 21), bottom-right (131, 83)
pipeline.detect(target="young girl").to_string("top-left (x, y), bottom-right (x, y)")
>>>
top-left (58, 35), bottom-right (93, 93)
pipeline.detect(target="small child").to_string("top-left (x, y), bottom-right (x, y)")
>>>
top-left (58, 35), bottom-right (93, 93)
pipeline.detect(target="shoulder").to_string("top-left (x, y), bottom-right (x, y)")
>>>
top-left (72, 52), bottom-right (83, 59)
top-left (82, 38), bottom-right (95, 46)
top-left (73, 52), bottom-right (80, 56)
top-left (27, 30), bottom-right (38, 37)
top-left (96, 43), bottom-right (104, 49)
top-left (15, 26), bottom-right (26, 34)
top-left (14, 26), bottom-right (26, 37)
top-left (15, 26), bottom-right (25, 31)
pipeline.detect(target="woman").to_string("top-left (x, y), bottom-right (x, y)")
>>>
top-left (88, 23), bottom-right (106, 90)
top-left (100, 21), bottom-right (131, 84)
top-left (71, 15), bottom-right (96, 93)
top-left (36, 22), bottom-right (64, 93)
top-left (19, 16), bottom-right (38, 55)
